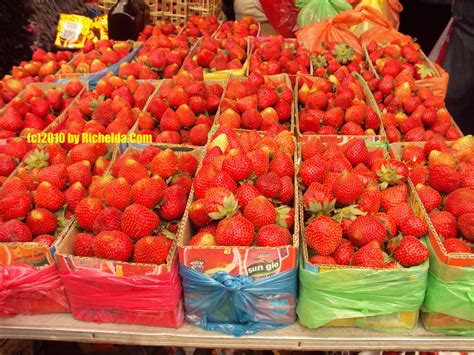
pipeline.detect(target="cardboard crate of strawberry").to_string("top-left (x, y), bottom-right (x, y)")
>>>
top-left (131, 72), bottom-right (224, 146)
top-left (311, 42), bottom-right (377, 80)
top-left (56, 144), bottom-right (201, 327)
top-left (213, 17), bottom-right (260, 40)
top-left (182, 15), bottom-right (220, 42)
top-left (0, 49), bottom-right (74, 110)
top-left (0, 80), bottom-right (86, 185)
top-left (120, 34), bottom-right (191, 80)
top-left (138, 21), bottom-right (182, 42)
top-left (296, 72), bottom-right (384, 138)
top-left (178, 126), bottom-right (298, 335)
top-left (297, 136), bottom-right (429, 332)
top-left (248, 36), bottom-right (312, 82)
top-left (214, 73), bottom-right (294, 133)
top-left (181, 36), bottom-right (250, 80)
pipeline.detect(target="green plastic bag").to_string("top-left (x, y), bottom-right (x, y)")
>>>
top-left (421, 238), bottom-right (474, 335)
top-left (297, 0), bottom-right (352, 28)
top-left (297, 257), bottom-right (428, 330)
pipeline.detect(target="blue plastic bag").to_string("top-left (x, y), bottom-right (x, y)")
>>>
top-left (179, 264), bottom-right (298, 336)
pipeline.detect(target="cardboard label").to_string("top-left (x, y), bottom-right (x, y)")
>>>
top-left (0, 244), bottom-right (53, 266)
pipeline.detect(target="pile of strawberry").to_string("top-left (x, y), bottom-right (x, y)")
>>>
top-left (0, 137), bottom-right (113, 246)
top-left (182, 16), bottom-right (220, 38)
top-left (399, 136), bottom-right (473, 253)
top-left (1, 49), bottom-right (74, 108)
top-left (186, 126), bottom-right (296, 247)
top-left (72, 147), bottom-right (198, 263)
top-left (297, 73), bottom-right (381, 136)
top-left (121, 34), bottom-right (191, 80)
top-left (0, 80), bottom-right (84, 181)
top-left (182, 36), bottom-right (248, 72)
top-left (300, 137), bottom-right (430, 268)
top-left (59, 40), bottom-right (135, 75)
top-left (138, 21), bottom-right (180, 42)
top-left (134, 72), bottom-right (223, 145)
top-left (57, 75), bottom-right (156, 143)
top-left (216, 73), bottom-right (293, 131)
top-left (214, 17), bottom-right (259, 39)
top-left (249, 36), bottom-right (311, 76)
top-left (311, 42), bottom-right (372, 78)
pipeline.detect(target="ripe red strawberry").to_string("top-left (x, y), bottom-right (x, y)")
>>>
top-left (243, 196), bottom-right (276, 229)
top-left (1, 107), bottom-right (23, 132)
top-left (118, 158), bottom-right (149, 185)
top-left (247, 149), bottom-right (269, 176)
top-left (334, 92), bottom-right (352, 109)
top-left (301, 137), bottom-right (324, 161)
top-left (306, 91), bottom-right (328, 110)
top-left (103, 177), bottom-right (131, 211)
top-left (256, 224), bottom-right (291, 247)
top-left (378, 76), bottom-right (393, 95)
top-left (65, 79), bottom-right (83, 97)
top-left (394, 236), bottom-right (429, 267)
top-left (212, 171), bottom-right (237, 193)
top-left (193, 164), bottom-right (217, 199)
top-left (66, 161), bottom-right (92, 188)
top-left (332, 239), bottom-right (354, 265)
top-left (74, 197), bottom-right (104, 231)
top-left (131, 177), bottom-right (166, 209)
top-left (443, 238), bottom-right (471, 254)
top-left (93, 230), bottom-right (133, 261)
top-left (64, 182), bottom-right (87, 212)
top-left (270, 151), bottom-right (294, 178)
top-left (429, 210), bottom-right (457, 239)
top-left (0, 154), bottom-right (16, 176)
top-left (344, 139), bottom-right (369, 167)
top-left (443, 188), bottom-right (474, 218)
top-left (309, 255), bottom-right (336, 264)
top-left (222, 149), bottom-right (253, 181)
top-left (332, 171), bottom-right (364, 206)
top-left (92, 207), bottom-right (123, 235)
top-left (121, 204), bottom-right (159, 239)
top-left (0, 220), bottom-right (32, 242)
top-left (204, 187), bottom-right (238, 220)
top-left (34, 181), bottom-right (65, 212)
top-left (73, 233), bottom-right (94, 257)
top-left (241, 108), bottom-right (263, 130)
top-left (189, 199), bottom-right (212, 227)
top-left (298, 157), bottom-right (328, 187)
top-left (215, 214), bottom-right (254, 246)
top-left (69, 144), bottom-right (98, 164)
top-left (347, 215), bottom-right (386, 247)
top-left (134, 234), bottom-right (173, 264)
top-left (345, 105), bottom-right (365, 125)
top-left (278, 175), bottom-right (294, 204)
top-left (151, 149), bottom-right (179, 180)
top-left (352, 240), bottom-right (384, 268)
top-left (323, 107), bottom-right (344, 128)
top-left (159, 185), bottom-right (188, 221)
top-left (255, 171), bottom-right (282, 199)
top-left (409, 165), bottom-right (429, 186)
top-left (398, 215), bottom-right (428, 238)
top-left (235, 183), bottom-right (261, 210)
top-left (26, 208), bottom-right (57, 236)
top-left (402, 145), bottom-right (426, 166)
top-left (458, 212), bottom-right (474, 242)
top-left (358, 182), bottom-right (381, 214)
top-left (0, 192), bottom-right (32, 221)
top-left (188, 231), bottom-right (216, 246)
top-left (365, 107), bottom-right (380, 131)
top-left (429, 165), bottom-right (461, 194)
top-left (31, 234), bottom-right (55, 246)
top-left (306, 215), bottom-right (342, 256)
top-left (5, 138), bottom-right (30, 160)
top-left (380, 184), bottom-right (408, 211)
top-left (257, 87), bottom-right (278, 109)
top-left (415, 184), bottom-right (441, 212)
top-left (37, 163), bottom-right (67, 190)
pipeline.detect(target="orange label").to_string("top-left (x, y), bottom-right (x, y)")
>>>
top-left (0, 244), bottom-right (53, 266)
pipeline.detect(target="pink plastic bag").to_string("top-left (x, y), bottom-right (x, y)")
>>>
top-left (260, 0), bottom-right (300, 38)
top-left (0, 264), bottom-right (70, 316)
top-left (60, 259), bottom-right (184, 327)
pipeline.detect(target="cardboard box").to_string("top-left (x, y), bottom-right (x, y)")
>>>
top-left (422, 311), bottom-right (474, 334)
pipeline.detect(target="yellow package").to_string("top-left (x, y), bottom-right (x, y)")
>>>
top-left (91, 15), bottom-right (109, 41)
top-left (55, 14), bottom-right (93, 49)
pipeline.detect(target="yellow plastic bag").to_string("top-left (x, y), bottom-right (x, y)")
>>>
top-left (55, 14), bottom-right (93, 49)
top-left (352, 0), bottom-right (403, 35)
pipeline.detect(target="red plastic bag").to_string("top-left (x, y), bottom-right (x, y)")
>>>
top-left (429, 18), bottom-right (453, 66)
top-left (60, 259), bottom-right (184, 327)
top-left (260, 0), bottom-right (300, 38)
top-left (0, 264), bottom-right (69, 316)
top-left (296, 9), bottom-right (365, 52)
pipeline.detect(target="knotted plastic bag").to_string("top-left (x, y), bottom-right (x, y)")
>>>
top-left (297, 0), bottom-right (352, 28)
top-left (351, 0), bottom-right (402, 35)
top-left (296, 9), bottom-right (365, 52)
top-left (357, 5), bottom-right (410, 44)
top-left (180, 264), bottom-right (297, 336)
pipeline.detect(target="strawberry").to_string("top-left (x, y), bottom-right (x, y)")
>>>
top-left (103, 177), bottom-right (131, 211)
top-left (5, 138), bottom-right (31, 160)
top-left (188, 232), bottom-right (216, 246)
top-left (387, 202), bottom-right (414, 226)
top-left (236, 183), bottom-right (261, 209)
top-left (347, 215), bottom-right (386, 247)
top-left (240, 108), bottom-right (262, 130)
top-left (243, 196), bottom-right (276, 229)
top-left (121, 204), bottom-right (159, 239)
top-left (270, 151), bottom-right (294, 178)
top-left (380, 184), bottom-right (408, 211)
top-left (93, 230), bottom-right (133, 261)
top-left (256, 224), bottom-right (291, 247)
top-left (345, 105), bottom-right (365, 125)
top-left (215, 214), bottom-right (254, 246)
top-left (159, 185), bottom-right (188, 221)
top-left (398, 215), bottom-right (428, 238)
top-left (306, 215), bottom-right (342, 256)
top-left (247, 149), bottom-right (269, 176)
top-left (344, 139), bottom-right (369, 167)
top-left (1, 107), bottom-right (23, 132)
top-left (65, 79), bottom-right (83, 97)
top-left (0, 192), bottom-right (32, 221)
top-left (443, 188), bottom-right (474, 218)
top-left (402, 145), bottom-right (426, 166)
top-left (189, 199), bottom-right (212, 227)
top-left (66, 161), bottom-right (92, 188)
top-left (307, 91), bottom-right (328, 110)
top-left (358, 182), bottom-right (381, 214)
top-left (134, 234), bottom-right (173, 264)
top-left (193, 164), bottom-right (217, 199)
top-left (278, 175), bottom-right (294, 204)
top-left (64, 182), bottom-right (87, 212)
top-left (74, 197), bottom-right (104, 231)
top-left (74, 233), bottom-right (94, 257)
top-left (332, 239), bottom-right (354, 265)
top-left (409, 165), bottom-right (429, 186)
top-left (32, 234), bottom-right (56, 246)
top-left (301, 137), bottom-right (324, 161)
top-left (443, 238), bottom-right (471, 254)
top-left (92, 207), bottom-right (122, 235)
top-left (303, 182), bottom-right (334, 213)
top-left (298, 157), bottom-right (328, 187)
top-left (394, 236), bottom-right (429, 267)
top-left (429, 165), bottom-right (461, 194)
top-left (150, 149), bottom-right (178, 180)
top-left (34, 181), bottom-right (65, 212)
top-left (26, 208), bottom-right (57, 236)
top-left (332, 171), bottom-right (364, 206)
top-left (131, 177), bottom-right (166, 209)
top-left (37, 163), bottom-right (67, 190)
top-left (118, 158), bottom-right (149, 185)
top-left (212, 171), bottom-right (237, 193)
top-left (323, 107), bottom-right (344, 128)
top-left (309, 255), bottom-right (336, 265)
top-left (222, 149), bottom-right (253, 181)
top-left (458, 212), bottom-right (474, 242)
top-left (255, 172), bottom-right (281, 199)
top-left (0, 220), bottom-right (32, 242)
top-left (415, 184), bottom-right (441, 212)
top-left (429, 210), bottom-right (457, 239)
top-left (375, 212), bottom-right (397, 239)
top-left (0, 154), bottom-right (16, 176)
top-left (365, 107), bottom-right (381, 131)
top-left (204, 187), bottom-right (238, 220)
top-left (351, 240), bottom-right (384, 268)
top-left (257, 88), bottom-right (278, 109)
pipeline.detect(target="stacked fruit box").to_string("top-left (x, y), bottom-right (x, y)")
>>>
top-left (390, 138), bottom-right (474, 334)
top-left (56, 143), bottom-right (201, 327)
top-left (178, 122), bottom-right (299, 334)
top-left (297, 137), bottom-right (430, 332)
